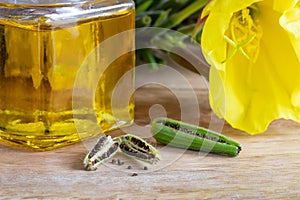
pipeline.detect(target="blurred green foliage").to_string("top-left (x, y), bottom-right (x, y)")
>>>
top-left (134, 0), bottom-right (208, 70)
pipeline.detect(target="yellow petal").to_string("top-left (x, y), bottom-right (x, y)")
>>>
top-left (201, 0), bottom-right (262, 71)
top-left (273, 0), bottom-right (298, 12)
top-left (280, 5), bottom-right (300, 61)
top-left (206, 0), bottom-right (300, 134)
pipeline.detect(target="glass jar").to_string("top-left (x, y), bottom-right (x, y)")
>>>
top-left (0, 0), bottom-right (135, 150)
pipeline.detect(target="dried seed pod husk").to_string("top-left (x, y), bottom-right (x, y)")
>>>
top-left (118, 134), bottom-right (161, 164)
top-left (83, 135), bottom-right (119, 171)
top-left (151, 117), bottom-right (241, 157)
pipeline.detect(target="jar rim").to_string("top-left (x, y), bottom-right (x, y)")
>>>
top-left (0, 0), bottom-right (89, 7)
top-left (0, 0), bottom-right (134, 27)
top-left (0, 0), bottom-right (135, 8)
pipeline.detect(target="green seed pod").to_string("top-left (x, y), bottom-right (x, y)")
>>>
top-left (83, 135), bottom-right (119, 171)
top-left (118, 134), bottom-right (161, 164)
top-left (151, 118), bottom-right (241, 157)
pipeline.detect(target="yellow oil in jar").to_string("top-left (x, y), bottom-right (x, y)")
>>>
top-left (0, 4), bottom-right (135, 150)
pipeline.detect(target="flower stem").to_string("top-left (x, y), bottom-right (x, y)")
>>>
top-left (136, 0), bottom-right (154, 14)
top-left (160, 0), bottom-right (208, 29)
top-left (136, 15), bottom-right (152, 27)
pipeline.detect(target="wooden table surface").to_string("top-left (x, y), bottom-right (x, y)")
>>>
top-left (1, 67), bottom-right (300, 199)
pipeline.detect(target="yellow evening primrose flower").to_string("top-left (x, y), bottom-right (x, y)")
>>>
top-left (201, 0), bottom-right (300, 134)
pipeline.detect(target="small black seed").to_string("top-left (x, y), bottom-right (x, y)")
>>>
top-left (117, 159), bottom-right (124, 165)
top-left (143, 166), bottom-right (148, 170)
top-left (131, 173), bottom-right (138, 176)
top-left (127, 165), bottom-right (132, 169)
top-left (111, 159), bottom-right (116, 164)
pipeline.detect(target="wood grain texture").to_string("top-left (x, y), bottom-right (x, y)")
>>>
top-left (1, 68), bottom-right (300, 199)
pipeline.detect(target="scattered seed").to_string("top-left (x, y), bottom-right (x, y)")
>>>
top-left (111, 159), bottom-right (116, 164)
top-left (127, 165), bottom-right (132, 169)
top-left (131, 173), bottom-right (138, 176)
top-left (117, 159), bottom-right (125, 165)
top-left (143, 166), bottom-right (148, 170)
